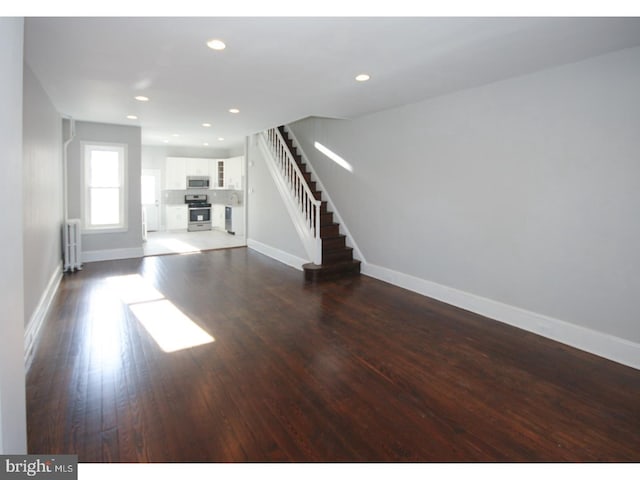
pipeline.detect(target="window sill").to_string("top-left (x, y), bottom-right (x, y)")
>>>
top-left (82, 226), bottom-right (128, 235)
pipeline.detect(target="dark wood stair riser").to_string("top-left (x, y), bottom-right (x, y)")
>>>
top-left (321, 224), bottom-right (340, 238)
top-left (323, 248), bottom-right (354, 264)
top-left (320, 212), bottom-right (334, 226)
top-left (322, 235), bottom-right (346, 251)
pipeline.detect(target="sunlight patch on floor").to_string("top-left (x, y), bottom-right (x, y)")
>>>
top-left (106, 274), bottom-right (164, 304)
top-left (157, 238), bottom-right (202, 254)
top-left (87, 287), bottom-right (125, 373)
top-left (107, 274), bottom-right (214, 353)
top-left (129, 300), bottom-right (214, 353)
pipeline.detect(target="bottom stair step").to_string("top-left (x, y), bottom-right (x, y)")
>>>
top-left (303, 260), bottom-right (361, 283)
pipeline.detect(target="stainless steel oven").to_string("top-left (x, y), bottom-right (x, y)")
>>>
top-left (185, 194), bottom-right (212, 231)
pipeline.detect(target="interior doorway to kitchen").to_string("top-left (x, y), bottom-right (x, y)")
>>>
top-left (141, 163), bottom-right (247, 257)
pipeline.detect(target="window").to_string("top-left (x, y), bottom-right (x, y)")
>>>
top-left (83, 143), bottom-right (127, 232)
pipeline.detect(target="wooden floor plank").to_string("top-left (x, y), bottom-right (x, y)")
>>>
top-left (26, 247), bottom-right (640, 462)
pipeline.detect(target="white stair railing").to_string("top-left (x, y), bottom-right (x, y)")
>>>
top-left (259, 128), bottom-right (322, 265)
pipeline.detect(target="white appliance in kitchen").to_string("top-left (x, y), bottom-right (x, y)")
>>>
top-left (185, 194), bottom-right (212, 231)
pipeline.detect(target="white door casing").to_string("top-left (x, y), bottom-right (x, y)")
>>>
top-left (141, 169), bottom-right (161, 232)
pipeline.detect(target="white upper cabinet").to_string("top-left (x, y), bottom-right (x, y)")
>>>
top-left (165, 156), bottom-right (243, 190)
top-left (209, 159), bottom-right (225, 189)
top-left (166, 157), bottom-right (215, 189)
top-left (186, 158), bottom-right (209, 176)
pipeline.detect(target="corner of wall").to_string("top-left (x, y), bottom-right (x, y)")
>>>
top-left (24, 264), bottom-right (62, 372)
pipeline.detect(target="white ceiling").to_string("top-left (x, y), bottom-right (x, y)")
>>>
top-left (24, 17), bottom-right (640, 149)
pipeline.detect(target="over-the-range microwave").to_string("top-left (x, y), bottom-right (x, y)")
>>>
top-left (187, 176), bottom-right (210, 189)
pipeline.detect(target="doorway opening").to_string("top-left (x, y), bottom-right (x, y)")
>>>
top-left (140, 161), bottom-right (246, 257)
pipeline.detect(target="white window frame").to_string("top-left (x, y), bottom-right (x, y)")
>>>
top-left (82, 142), bottom-right (128, 233)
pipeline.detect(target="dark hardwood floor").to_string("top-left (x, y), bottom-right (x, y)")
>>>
top-left (27, 247), bottom-right (640, 462)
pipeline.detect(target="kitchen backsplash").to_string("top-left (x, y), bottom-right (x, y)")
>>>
top-left (164, 189), bottom-right (244, 206)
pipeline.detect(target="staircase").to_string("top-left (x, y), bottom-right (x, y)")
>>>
top-left (265, 126), bottom-right (361, 282)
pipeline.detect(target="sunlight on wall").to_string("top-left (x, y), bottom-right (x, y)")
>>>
top-left (107, 274), bottom-right (214, 353)
top-left (314, 141), bottom-right (353, 173)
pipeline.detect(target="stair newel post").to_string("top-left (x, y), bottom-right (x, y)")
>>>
top-left (314, 200), bottom-right (322, 265)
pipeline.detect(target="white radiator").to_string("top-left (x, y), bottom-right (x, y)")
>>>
top-left (63, 219), bottom-right (82, 272)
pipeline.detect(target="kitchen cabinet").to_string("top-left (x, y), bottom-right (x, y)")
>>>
top-left (165, 157), bottom-right (187, 189)
top-left (166, 157), bottom-right (217, 190)
top-left (211, 204), bottom-right (225, 229)
top-left (186, 158), bottom-right (209, 176)
top-left (165, 205), bottom-right (188, 231)
top-left (208, 159), bottom-right (225, 189)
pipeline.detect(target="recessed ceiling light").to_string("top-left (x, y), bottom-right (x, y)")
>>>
top-left (134, 95), bottom-right (150, 102)
top-left (172, 134), bottom-right (180, 137)
top-left (126, 115), bottom-right (138, 120)
top-left (355, 74), bottom-right (371, 82)
top-left (201, 123), bottom-right (212, 127)
top-left (206, 39), bottom-right (226, 51)
top-left (163, 139), bottom-right (169, 143)
top-left (218, 137), bottom-right (225, 141)
top-left (203, 142), bottom-right (209, 146)
top-left (228, 108), bottom-right (239, 114)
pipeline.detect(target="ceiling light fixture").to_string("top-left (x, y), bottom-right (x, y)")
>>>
top-left (218, 137), bottom-right (225, 141)
top-left (163, 139), bottom-right (169, 143)
top-left (201, 123), bottom-right (212, 127)
top-left (206, 39), bottom-right (226, 51)
top-left (228, 108), bottom-right (239, 114)
top-left (134, 95), bottom-right (150, 102)
top-left (203, 142), bottom-right (209, 146)
top-left (126, 115), bottom-right (138, 120)
top-left (172, 134), bottom-right (180, 137)
top-left (355, 74), bottom-right (371, 82)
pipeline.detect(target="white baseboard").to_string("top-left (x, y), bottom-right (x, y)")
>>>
top-left (82, 246), bottom-right (144, 263)
top-left (247, 238), bottom-right (308, 271)
top-left (362, 262), bottom-right (640, 371)
top-left (24, 264), bottom-right (62, 371)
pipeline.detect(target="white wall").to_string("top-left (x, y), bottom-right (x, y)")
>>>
top-left (246, 134), bottom-right (308, 267)
top-left (0, 17), bottom-right (27, 454)
top-left (227, 144), bottom-right (246, 157)
top-left (67, 121), bottom-right (143, 261)
top-left (22, 64), bottom-right (63, 328)
top-left (288, 46), bottom-right (640, 366)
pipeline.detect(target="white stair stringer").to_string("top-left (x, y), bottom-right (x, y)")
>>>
top-left (283, 125), bottom-right (366, 265)
top-left (258, 131), bottom-right (322, 265)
